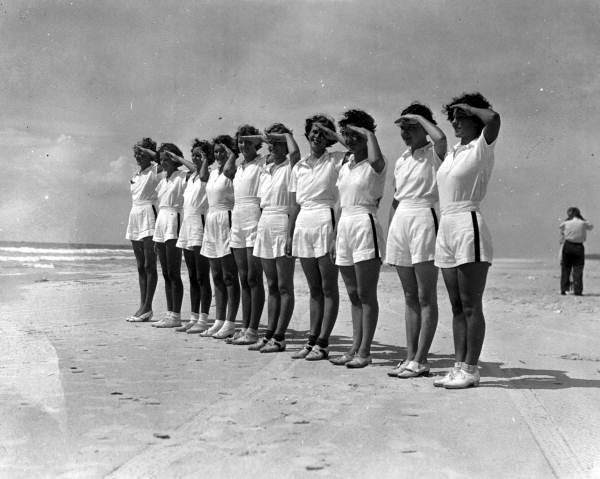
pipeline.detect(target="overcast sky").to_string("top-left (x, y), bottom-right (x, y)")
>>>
top-left (1, 0), bottom-right (599, 258)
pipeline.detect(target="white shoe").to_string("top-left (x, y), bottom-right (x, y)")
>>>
top-left (200, 320), bottom-right (224, 337)
top-left (433, 363), bottom-right (462, 387)
top-left (154, 315), bottom-right (182, 328)
top-left (397, 360), bottom-right (430, 378)
top-left (444, 366), bottom-right (480, 389)
top-left (186, 319), bottom-right (209, 334)
top-left (212, 321), bottom-right (236, 339)
top-left (152, 312), bottom-right (172, 327)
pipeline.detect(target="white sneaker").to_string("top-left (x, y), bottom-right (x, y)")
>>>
top-left (433, 362), bottom-right (462, 387)
top-left (444, 366), bottom-right (480, 389)
top-left (186, 318), bottom-right (209, 334)
top-left (213, 321), bottom-right (236, 339)
top-left (154, 314), bottom-right (182, 328)
top-left (152, 312), bottom-right (172, 328)
top-left (200, 320), bottom-right (224, 337)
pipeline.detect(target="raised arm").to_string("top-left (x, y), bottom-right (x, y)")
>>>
top-left (221, 143), bottom-right (238, 180)
top-left (314, 123), bottom-right (348, 150)
top-left (264, 132), bottom-right (301, 167)
top-left (346, 125), bottom-right (385, 173)
top-left (165, 150), bottom-right (194, 172)
top-left (135, 145), bottom-right (163, 172)
top-left (198, 152), bottom-right (210, 182)
top-left (452, 103), bottom-right (500, 145)
top-left (398, 113), bottom-right (447, 160)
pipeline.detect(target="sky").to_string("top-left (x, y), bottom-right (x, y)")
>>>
top-left (1, 0), bottom-right (599, 258)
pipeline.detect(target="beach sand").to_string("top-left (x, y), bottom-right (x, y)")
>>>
top-left (1, 260), bottom-right (599, 478)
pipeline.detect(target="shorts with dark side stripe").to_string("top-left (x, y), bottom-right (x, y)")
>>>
top-left (434, 211), bottom-right (493, 268)
top-left (153, 207), bottom-right (181, 243)
top-left (335, 211), bottom-right (385, 267)
top-left (386, 207), bottom-right (438, 267)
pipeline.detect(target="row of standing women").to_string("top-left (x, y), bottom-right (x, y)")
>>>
top-left (125, 92), bottom-right (501, 389)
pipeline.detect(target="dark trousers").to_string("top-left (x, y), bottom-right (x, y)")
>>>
top-left (561, 241), bottom-right (585, 295)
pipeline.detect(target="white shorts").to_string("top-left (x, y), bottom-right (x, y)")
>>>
top-left (435, 211), bottom-right (493, 268)
top-left (254, 212), bottom-right (288, 259)
top-left (335, 212), bottom-right (385, 267)
top-left (230, 204), bottom-right (261, 249)
top-left (176, 212), bottom-right (205, 250)
top-left (126, 204), bottom-right (157, 241)
top-left (386, 208), bottom-right (438, 267)
top-left (153, 207), bottom-right (181, 243)
top-left (201, 209), bottom-right (232, 259)
top-left (293, 208), bottom-right (336, 258)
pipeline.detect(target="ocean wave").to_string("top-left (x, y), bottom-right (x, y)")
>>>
top-left (0, 255), bottom-right (132, 263)
top-left (0, 246), bottom-right (131, 256)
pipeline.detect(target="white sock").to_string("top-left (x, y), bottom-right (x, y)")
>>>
top-left (200, 312), bottom-right (209, 321)
top-left (190, 312), bottom-right (199, 322)
top-left (171, 312), bottom-right (181, 320)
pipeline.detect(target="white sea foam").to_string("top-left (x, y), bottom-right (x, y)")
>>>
top-left (0, 246), bottom-right (130, 255)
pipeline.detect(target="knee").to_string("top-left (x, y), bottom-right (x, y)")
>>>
top-left (167, 268), bottom-right (182, 283)
top-left (357, 287), bottom-right (376, 305)
top-left (322, 280), bottom-right (338, 298)
top-left (246, 272), bottom-right (262, 290)
top-left (308, 285), bottom-right (324, 298)
top-left (417, 291), bottom-right (437, 309)
top-left (279, 282), bottom-right (294, 297)
top-left (266, 278), bottom-right (279, 295)
top-left (403, 290), bottom-right (420, 309)
top-left (345, 286), bottom-right (360, 305)
top-left (223, 273), bottom-right (238, 288)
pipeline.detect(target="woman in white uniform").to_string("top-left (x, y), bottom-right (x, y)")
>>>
top-left (170, 140), bottom-right (213, 333)
top-left (152, 143), bottom-right (187, 328)
top-left (200, 135), bottom-right (241, 339)
top-left (227, 125), bottom-right (266, 346)
top-left (329, 109), bottom-right (386, 369)
top-left (385, 103), bottom-right (447, 378)
top-left (125, 138), bottom-right (160, 322)
top-left (434, 93), bottom-right (501, 389)
top-left (287, 114), bottom-right (344, 361)
top-left (249, 123), bottom-right (300, 353)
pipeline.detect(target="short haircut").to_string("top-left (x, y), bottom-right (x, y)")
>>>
top-left (136, 137), bottom-right (156, 151)
top-left (157, 142), bottom-right (183, 158)
top-left (265, 122), bottom-right (291, 135)
top-left (235, 124), bottom-right (262, 150)
top-left (442, 92), bottom-right (492, 130)
top-left (401, 102), bottom-right (437, 125)
top-left (338, 109), bottom-right (376, 133)
top-left (304, 114), bottom-right (337, 147)
top-left (191, 138), bottom-right (214, 164)
top-left (212, 134), bottom-right (238, 154)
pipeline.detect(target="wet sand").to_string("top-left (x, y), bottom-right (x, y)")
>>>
top-left (1, 260), bottom-right (599, 478)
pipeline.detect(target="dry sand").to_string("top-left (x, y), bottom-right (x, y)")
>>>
top-left (1, 260), bottom-right (599, 478)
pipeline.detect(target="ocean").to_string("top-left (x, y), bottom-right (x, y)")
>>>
top-left (0, 241), bottom-right (134, 277)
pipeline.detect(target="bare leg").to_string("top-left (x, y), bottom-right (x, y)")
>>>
top-left (413, 261), bottom-right (438, 363)
top-left (141, 237), bottom-right (157, 314)
top-left (316, 254), bottom-right (339, 347)
top-left (261, 258), bottom-right (280, 338)
top-left (354, 258), bottom-right (380, 358)
top-left (210, 258), bottom-right (227, 322)
top-left (221, 254), bottom-right (240, 323)
top-left (184, 248), bottom-right (200, 314)
top-left (155, 242), bottom-right (172, 312)
top-left (194, 247), bottom-right (212, 315)
top-left (165, 239), bottom-right (183, 314)
top-left (131, 240), bottom-right (146, 316)
top-left (442, 267), bottom-right (466, 363)
top-left (300, 258), bottom-right (324, 345)
top-left (457, 262), bottom-right (489, 365)
top-left (273, 256), bottom-right (295, 339)
top-left (396, 266), bottom-right (420, 362)
top-left (340, 265), bottom-right (362, 356)
top-left (246, 247), bottom-right (265, 330)
top-left (232, 247), bottom-right (250, 329)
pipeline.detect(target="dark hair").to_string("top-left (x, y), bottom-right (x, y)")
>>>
top-left (265, 122), bottom-right (292, 135)
top-left (191, 139), bottom-right (214, 165)
top-left (338, 109), bottom-right (376, 133)
top-left (265, 123), bottom-right (291, 154)
top-left (135, 137), bottom-right (157, 151)
top-left (567, 207), bottom-right (585, 220)
top-left (212, 134), bottom-right (238, 154)
top-left (235, 124), bottom-right (262, 150)
top-left (304, 114), bottom-right (337, 147)
top-left (157, 142), bottom-right (183, 158)
top-left (401, 102), bottom-right (436, 125)
top-left (443, 92), bottom-right (491, 130)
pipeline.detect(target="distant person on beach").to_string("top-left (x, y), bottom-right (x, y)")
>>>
top-left (125, 138), bottom-right (160, 323)
top-left (151, 143), bottom-right (187, 328)
top-left (167, 140), bottom-right (213, 333)
top-left (249, 123), bottom-right (300, 353)
top-left (227, 125), bottom-right (266, 346)
top-left (560, 207), bottom-right (593, 296)
top-left (386, 103), bottom-right (447, 378)
top-left (434, 93), bottom-right (501, 389)
top-left (328, 109), bottom-right (386, 369)
top-left (286, 114), bottom-right (343, 361)
top-left (199, 135), bottom-right (241, 339)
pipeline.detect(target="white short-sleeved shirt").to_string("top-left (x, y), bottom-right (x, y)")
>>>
top-left (155, 169), bottom-right (187, 210)
top-left (206, 169), bottom-right (234, 211)
top-left (258, 159), bottom-right (292, 210)
top-left (394, 143), bottom-right (441, 207)
top-left (182, 173), bottom-right (208, 214)
top-left (337, 155), bottom-right (387, 210)
top-left (233, 157), bottom-right (264, 202)
top-left (130, 163), bottom-right (161, 205)
top-left (560, 218), bottom-right (594, 243)
top-left (437, 132), bottom-right (496, 214)
top-left (289, 150), bottom-right (346, 208)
